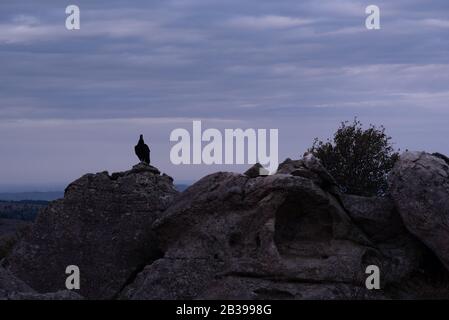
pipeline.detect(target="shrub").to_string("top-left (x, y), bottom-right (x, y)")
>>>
top-left (308, 118), bottom-right (399, 196)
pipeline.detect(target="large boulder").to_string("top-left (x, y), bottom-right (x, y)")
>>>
top-left (389, 152), bottom-right (449, 272)
top-left (120, 159), bottom-right (423, 299)
top-left (5, 163), bottom-right (178, 299)
top-left (341, 195), bottom-right (406, 242)
top-left (277, 155), bottom-right (339, 194)
top-left (341, 194), bottom-right (429, 294)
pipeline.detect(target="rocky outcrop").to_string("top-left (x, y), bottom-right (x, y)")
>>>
top-left (120, 164), bottom-right (424, 299)
top-left (5, 163), bottom-right (178, 299)
top-left (389, 152), bottom-right (449, 272)
top-left (0, 219), bottom-right (30, 259)
top-left (3, 153), bottom-right (449, 300)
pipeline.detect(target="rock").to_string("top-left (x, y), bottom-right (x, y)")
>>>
top-left (341, 195), bottom-right (405, 242)
top-left (130, 162), bottom-right (161, 175)
top-left (6, 290), bottom-right (84, 300)
top-left (5, 164), bottom-right (179, 299)
top-left (389, 151), bottom-right (449, 272)
top-left (0, 266), bottom-right (84, 300)
top-left (244, 163), bottom-right (264, 178)
top-left (120, 169), bottom-right (422, 300)
top-left (0, 265), bottom-right (34, 295)
top-left (281, 166), bottom-right (321, 185)
top-left (198, 278), bottom-right (387, 300)
top-left (433, 152), bottom-right (449, 166)
top-left (341, 194), bottom-right (425, 286)
top-left (302, 153), bottom-right (338, 186)
top-left (277, 158), bottom-right (310, 176)
top-left (0, 219), bottom-right (31, 259)
top-left (277, 155), bottom-right (339, 194)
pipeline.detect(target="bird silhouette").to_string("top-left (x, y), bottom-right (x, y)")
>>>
top-left (135, 134), bottom-right (150, 164)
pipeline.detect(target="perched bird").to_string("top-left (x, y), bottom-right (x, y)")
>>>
top-left (135, 134), bottom-right (150, 164)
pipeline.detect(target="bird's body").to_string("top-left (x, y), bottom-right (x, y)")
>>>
top-left (135, 135), bottom-right (150, 164)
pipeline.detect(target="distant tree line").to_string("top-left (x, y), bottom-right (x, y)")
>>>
top-left (0, 200), bottom-right (48, 221)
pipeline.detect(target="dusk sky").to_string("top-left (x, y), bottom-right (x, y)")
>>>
top-left (1, 0), bottom-right (449, 191)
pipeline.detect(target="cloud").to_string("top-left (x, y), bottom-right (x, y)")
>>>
top-left (12, 14), bottom-right (40, 25)
top-left (0, 22), bottom-right (65, 44)
top-left (0, 9), bottom-right (205, 44)
top-left (227, 15), bottom-right (313, 30)
top-left (306, 0), bottom-right (366, 16)
top-left (0, 117), bottom-right (244, 127)
top-left (421, 19), bottom-right (449, 28)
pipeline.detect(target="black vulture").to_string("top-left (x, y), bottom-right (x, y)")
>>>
top-left (135, 134), bottom-right (150, 164)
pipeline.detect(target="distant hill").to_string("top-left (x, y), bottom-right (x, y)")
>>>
top-left (175, 184), bottom-right (189, 192)
top-left (0, 192), bottom-right (63, 202)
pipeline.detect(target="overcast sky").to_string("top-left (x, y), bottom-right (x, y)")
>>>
top-left (1, 0), bottom-right (449, 191)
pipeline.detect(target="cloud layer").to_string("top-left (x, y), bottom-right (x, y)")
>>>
top-left (1, 0), bottom-right (449, 187)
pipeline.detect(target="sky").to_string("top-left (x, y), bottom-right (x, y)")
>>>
top-left (1, 0), bottom-right (449, 191)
